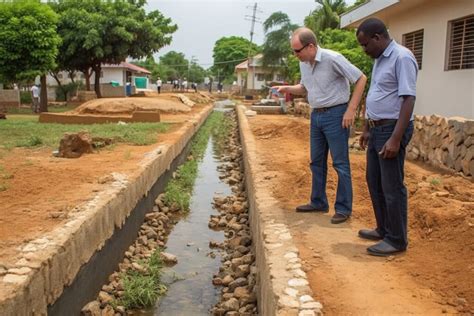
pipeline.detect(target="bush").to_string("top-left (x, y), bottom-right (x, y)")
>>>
top-left (20, 91), bottom-right (32, 104)
top-left (55, 82), bottom-right (83, 101)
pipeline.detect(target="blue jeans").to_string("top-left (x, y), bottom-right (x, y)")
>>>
top-left (366, 121), bottom-right (413, 250)
top-left (310, 104), bottom-right (352, 215)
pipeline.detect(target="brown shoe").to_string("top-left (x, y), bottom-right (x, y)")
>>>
top-left (295, 204), bottom-right (329, 213)
top-left (331, 213), bottom-right (349, 224)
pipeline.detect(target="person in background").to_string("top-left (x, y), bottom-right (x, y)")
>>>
top-left (356, 18), bottom-right (418, 256)
top-left (156, 77), bottom-right (162, 94)
top-left (273, 27), bottom-right (367, 224)
top-left (30, 84), bottom-right (40, 113)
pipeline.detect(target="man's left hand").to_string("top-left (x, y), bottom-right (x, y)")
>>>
top-left (379, 136), bottom-right (400, 159)
top-left (342, 108), bottom-right (355, 128)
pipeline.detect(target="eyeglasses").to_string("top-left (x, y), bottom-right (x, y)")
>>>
top-left (293, 43), bottom-right (310, 54)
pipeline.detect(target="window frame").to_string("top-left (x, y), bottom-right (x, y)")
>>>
top-left (445, 14), bottom-right (474, 71)
top-left (402, 29), bottom-right (424, 70)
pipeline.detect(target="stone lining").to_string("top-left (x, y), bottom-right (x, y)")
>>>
top-left (408, 115), bottom-right (474, 178)
top-left (0, 105), bottom-right (213, 316)
top-left (236, 105), bottom-right (322, 316)
top-left (287, 99), bottom-right (474, 179)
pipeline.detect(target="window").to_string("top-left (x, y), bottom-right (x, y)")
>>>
top-left (256, 73), bottom-right (265, 81)
top-left (403, 29), bottom-right (424, 69)
top-left (446, 14), bottom-right (474, 70)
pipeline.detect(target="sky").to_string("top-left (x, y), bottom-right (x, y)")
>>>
top-left (146, 0), bottom-right (356, 68)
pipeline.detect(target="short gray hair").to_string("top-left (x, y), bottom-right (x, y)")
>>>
top-left (293, 27), bottom-right (318, 46)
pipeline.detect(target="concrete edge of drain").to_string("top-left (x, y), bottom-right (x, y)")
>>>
top-left (236, 104), bottom-right (323, 316)
top-left (0, 105), bottom-right (214, 316)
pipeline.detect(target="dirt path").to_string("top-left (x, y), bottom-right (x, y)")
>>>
top-left (248, 114), bottom-right (473, 315)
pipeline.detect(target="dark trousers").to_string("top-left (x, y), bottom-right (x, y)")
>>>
top-left (366, 121), bottom-right (413, 250)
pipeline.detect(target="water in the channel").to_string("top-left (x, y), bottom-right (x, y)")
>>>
top-left (151, 136), bottom-right (231, 315)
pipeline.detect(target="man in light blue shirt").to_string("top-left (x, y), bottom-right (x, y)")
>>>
top-left (357, 18), bottom-right (418, 256)
top-left (275, 27), bottom-right (367, 224)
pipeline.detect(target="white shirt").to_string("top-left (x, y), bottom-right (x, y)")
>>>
top-left (31, 86), bottom-right (39, 98)
top-left (157, 79), bottom-right (162, 87)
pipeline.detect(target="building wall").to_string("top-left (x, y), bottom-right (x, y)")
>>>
top-left (385, 0), bottom-right (473, 119)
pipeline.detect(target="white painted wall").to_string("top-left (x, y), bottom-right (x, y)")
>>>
top-left (385, 0), bottom-right (474, 119)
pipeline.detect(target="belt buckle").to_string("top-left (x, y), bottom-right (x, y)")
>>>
top-left (368, 119), bottom-right (375, 128)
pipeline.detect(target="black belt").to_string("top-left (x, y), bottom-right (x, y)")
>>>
top-left (368, 119), bottom-right (398, 128)
top-left (313, 104), bottom-right (346, 113)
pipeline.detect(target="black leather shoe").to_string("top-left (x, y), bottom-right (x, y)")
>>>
top-left (367, 241), bottom-right (405, 257)
top-left (358, 229), bottom-right (383, 241)
top-left (330, 213), bottom-right (349, 224)
top-left (295, 204), bottom-right (328, 213)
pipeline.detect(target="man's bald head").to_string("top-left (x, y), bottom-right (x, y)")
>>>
top-left (292, 27), bottom-right (318, 46)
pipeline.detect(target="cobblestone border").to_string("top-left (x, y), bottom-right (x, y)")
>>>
top-left (0, 105), bottom-right (213, 316)
top-left (236, 105), bottom-right (322, 316)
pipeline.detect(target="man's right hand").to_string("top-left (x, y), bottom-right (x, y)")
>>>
top-left (272, 86), bottom-right (288, 93)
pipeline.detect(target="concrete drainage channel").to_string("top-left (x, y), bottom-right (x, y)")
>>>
top-left (1, 102), bottom-right (322, 316)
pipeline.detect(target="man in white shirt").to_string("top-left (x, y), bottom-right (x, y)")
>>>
top-left (156, 77), bottom-right (162, 94)
top-left (30, 84), bottom-right (40, 113)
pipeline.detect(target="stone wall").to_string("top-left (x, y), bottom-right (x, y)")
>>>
top-left (287, 99), bottom-right (474, 178)
top-left (0, 89), bottom-right (20, 108)
top-left (408, 115), bottom-right (474, 178)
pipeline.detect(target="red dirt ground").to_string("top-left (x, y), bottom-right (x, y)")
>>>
top-left (248, 115), bottom-right (473, 315)
top-left (0, 104), bottom-right (208, 267)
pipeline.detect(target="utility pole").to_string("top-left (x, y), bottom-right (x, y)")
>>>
top-left (245, 2), bottom-right (261, 91)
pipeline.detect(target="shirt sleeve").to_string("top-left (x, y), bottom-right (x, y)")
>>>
top-left (332, 54), bottom-right (363, 84)
top-left (396, 54), bottom-right (418, 97)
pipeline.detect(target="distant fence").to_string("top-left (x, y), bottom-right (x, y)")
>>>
top-left (0, 89), bottom-right (20, 108)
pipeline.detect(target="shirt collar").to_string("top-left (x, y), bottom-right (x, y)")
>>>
top-left (382, 39), bottom-right (396, 58)
top-left (315, 45), bottom-right (322, 62)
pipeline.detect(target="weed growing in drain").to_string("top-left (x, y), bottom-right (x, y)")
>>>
top-left (117, 250), bottom-right (167, 309)
top-left (163, 111), bottom-right (232, 211)
top-left (0, 116), bottom-right (170, 149)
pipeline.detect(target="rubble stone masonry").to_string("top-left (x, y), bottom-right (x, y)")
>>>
top-left (289, 99), bottom-right (473, 179)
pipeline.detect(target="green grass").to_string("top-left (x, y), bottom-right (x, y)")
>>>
top-left (0, 115), bottom-right (170, 149)
top-left (7, 104), bottom-right (79, 114)
top-left (430, 177), bottom-right (441, 186)
top-left (163, 111), bottom-right (232, 211)
top-left (117, 250), bottom-right (167, 309)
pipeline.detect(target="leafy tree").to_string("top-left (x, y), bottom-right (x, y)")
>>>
top-left (261, 12), bottom-right (298, 69)
top-left (212, 36), bottom-right (259, 83)
top-left (0, 1), bottom-right (60, 112)
top-left (158, 51), bottom-right (188, 80)
top-left (304, 0), bottom-right (346, 36)
top-left (319, 28), bottom-right (373, 117)
top-left (52, 0), bottom-right (177, 97)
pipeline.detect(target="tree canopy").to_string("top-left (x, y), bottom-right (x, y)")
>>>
top-left (0, 1), bottom-right (60, 82)
top-left (261, 12), bottom-right (298, 69)
top-left (304, 0), bottom-right (346, 36)
top-left (52, 0), bottom-right (177, 97)
top-left (212, 36), bottom-right (259, 83)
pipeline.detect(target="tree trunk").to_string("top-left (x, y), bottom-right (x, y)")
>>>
top-left (93, 65), bottom-right (102, 98)
top-left (83, 68), bottom-right (92, 91)
top-left (39, 75), bottom-right (48, 113)
top-left (50, 71), bottom-right (68, 101)
top-left (68, 71), bottom-right (76, 84)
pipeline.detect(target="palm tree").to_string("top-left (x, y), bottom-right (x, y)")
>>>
top-left (261, 12), bottom-right (298, 69)
top-left (304, 0), bottom-right (346, 36)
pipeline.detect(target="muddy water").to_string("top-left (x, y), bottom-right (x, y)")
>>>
top-left (149, 137), bottom-right (231, 315)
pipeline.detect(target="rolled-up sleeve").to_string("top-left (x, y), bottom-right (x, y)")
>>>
top-left (332, 54), bottom-right (363, 84)
top-left (396, 55), bottom-right (418, 97)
